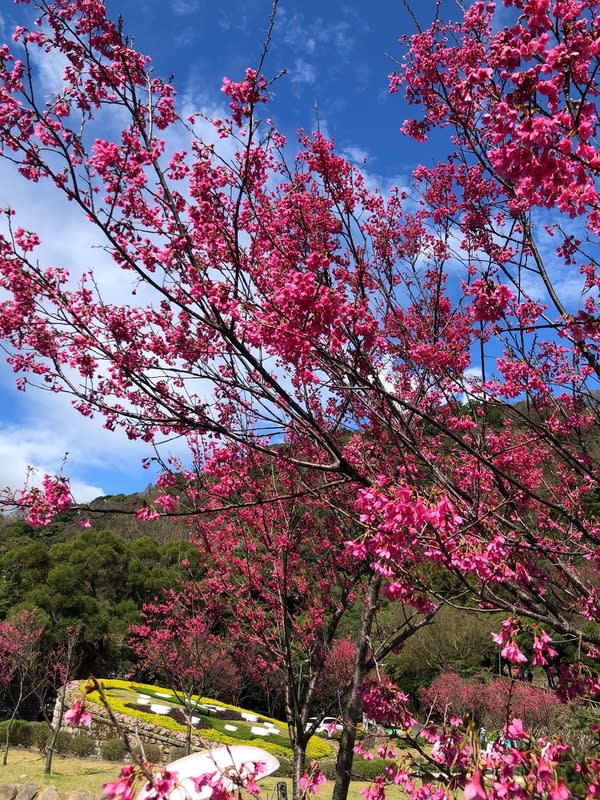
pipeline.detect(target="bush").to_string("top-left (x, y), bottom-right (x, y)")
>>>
top-left (0, 719), bottom-right (35, 747)
top-left (53, 730), bottom-right (75, 754)
top-left (168, 708), bottom-right (188, 726)
top-left (101, 738), bottom-right (126, 761)
top-left (272, 756), bottom-right (294, 778)
top-left (132, 742), bottom-right (162, 763)
top-left (32, 723), bottom-right (51, 752)
top-left (69, 733), bottom-right (96, 758)
top-left (317, 758), bottom-right (337, 781)
top-left (168, 745), bottom-right (187, 761)
top-left (125, 702), bottom-right (155, 713)
top-left (351, 758), bottom-right (396, 782)
top-left (216, 709), bottom-right (243, 721)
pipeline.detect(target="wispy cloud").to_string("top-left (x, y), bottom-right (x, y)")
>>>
top-left (342, 145), bottom-right (369, 165)
top-left (276, 6), bottom-right (364, 63)
top-left (171, 0), bottom-right (201, 15)
top-left (291, 58), bottom-right (316, 85)
top-left (0, 77), bottom-right (234, 498)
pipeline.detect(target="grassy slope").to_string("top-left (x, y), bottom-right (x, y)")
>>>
top-left (84, 680), bottom-right (331, 760)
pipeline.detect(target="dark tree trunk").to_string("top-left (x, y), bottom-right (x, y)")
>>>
top-left (332, 574), bottom-right (381, 800)
top-left (291, 740), bottom-right (307, 800)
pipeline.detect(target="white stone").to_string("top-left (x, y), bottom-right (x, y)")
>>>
top-left (150, 703), bottom-right (171, 714)
top-left (241, 713), bottom-right (258, 722)
top-left (224, 724), bottom-right (238, 731)
top-left (250, 726), bottom-right (270, 736)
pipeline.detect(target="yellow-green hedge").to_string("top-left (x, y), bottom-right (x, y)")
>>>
top-left (82, 680), bottom-right (331, 760)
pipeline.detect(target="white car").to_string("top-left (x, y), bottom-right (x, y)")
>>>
top-left (305, 716), bottom-right (344, 738)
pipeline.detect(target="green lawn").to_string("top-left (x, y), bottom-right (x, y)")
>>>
top-left (0, 749), bottom-right (413, 800)
top-left (0, 748), bottom-right (119, 796)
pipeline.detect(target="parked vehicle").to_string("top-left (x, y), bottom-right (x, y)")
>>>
top-left (304, 716), bottom-right (343, 738)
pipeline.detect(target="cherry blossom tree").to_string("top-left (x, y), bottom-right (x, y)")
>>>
top-left (0, 0), bottom-right (598, 797)
top-left (34, 624), bottom-right (83, 775)
top-left (0, 609), bottom-right (43, 765)
top-left (150, 451), bottom-right (435, 799)
top-left (129, 587), bottom-right (241, 755)
top-left (420, 671), bottom-right (565, 738)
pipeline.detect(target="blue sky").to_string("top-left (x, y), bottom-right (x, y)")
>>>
top-left (0, 0), bottom-right (468, 502)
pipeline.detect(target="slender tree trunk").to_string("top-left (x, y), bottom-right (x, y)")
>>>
top-left (45, 686), bottom-right (66, 774)
top-left (186, 708), bottom-right (192, 756)
top-left (44, 630), bottom-right (80, 775)
top-left (2, 714), bottom-right (14, 766)
top-left (2, 682), bottom-right (24, 766)
top-left (331, 574), bottom-right (382, 800)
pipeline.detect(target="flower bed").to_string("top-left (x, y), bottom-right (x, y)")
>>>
top-left (76, 680), bottom-right (331, 760)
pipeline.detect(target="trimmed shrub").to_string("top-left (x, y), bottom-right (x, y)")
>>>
top-left (168, 745), bottom-right (187, 761)
top-left (101, 738), bottom-right (126, 761)
top-left (125, 702), bottom-right (156, 713)
top-left (0, 719), bottom-right (35, 747)
top-left (54, 730), bottom-right (76, 754)
top-left (33, 723), bottom-right (52, 752)
top-left (272, 756), bottom-right (294, 778)
top-left (132, 742), bottom-right (162, 763)
top-left (167, 708), bottom-right (187, 726)
top-left (69, 733), bottom-right (96, 758)
top-left (216, 709), bottom-right (243, 721)
top-left (351, 758), bottom-right (396, 782)
top-left (168, 708), bottom-right (211, 729)
top-left (317, 758), bottom-right (337, 781)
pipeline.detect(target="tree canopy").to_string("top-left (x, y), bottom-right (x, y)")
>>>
top-left (0, 0), bottom-right (599, 798)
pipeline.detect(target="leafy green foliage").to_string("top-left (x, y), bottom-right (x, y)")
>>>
top-left (68, 734), bottom-right (96, 758)
top-left (0, 719), bottom-right (35, 747)
top-left (132, 742), bottom-right (162, 763)
top-left (351, 758), bottom-right (397, 782)
top-left (0, 528), bottom-right (202, 674)
top-left (100, 738), bottom-right (126, 761)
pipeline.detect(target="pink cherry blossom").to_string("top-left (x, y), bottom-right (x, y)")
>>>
top-left (63, 699), bottom-right (92, 727)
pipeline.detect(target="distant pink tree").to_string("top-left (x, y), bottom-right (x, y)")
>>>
top-left (312, 638), bottom-right (356, 715)
top-left (420, 672), bottom-right (485, 724)
top-left (421, 672), bottom-right (565, 737)
top-left (0, 610), bottom-right (43, 765)
top-left (129, 588), bottom-right (241, 754)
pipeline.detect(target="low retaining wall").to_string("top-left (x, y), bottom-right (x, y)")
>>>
top-left (57, 683), bottom-right (191, 764)
top-left (0, 783), bottom-right (95, 800)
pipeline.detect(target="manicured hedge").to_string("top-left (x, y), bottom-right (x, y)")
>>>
top-left (101, 738), bottom-right (126, 761)
top-left (351, 758), bottom-right (398, 782)
top-left (69, 734), bottom-right (97, 757)
top-left (0, 719), bottom-right (35, 747)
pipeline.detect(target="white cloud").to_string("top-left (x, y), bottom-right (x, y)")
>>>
top-left (277, 7), bottom-right (361, 63)
top-left (0, 80), bottom-right (236, 500)
top-left (342, 146), bottom-right (369, 165)
top-left (171, 0), bottom-right (201, 15)
top-left (0, 420), bottom-right (105, 503)
top-left (291, 59), bottom-right (316, 85)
